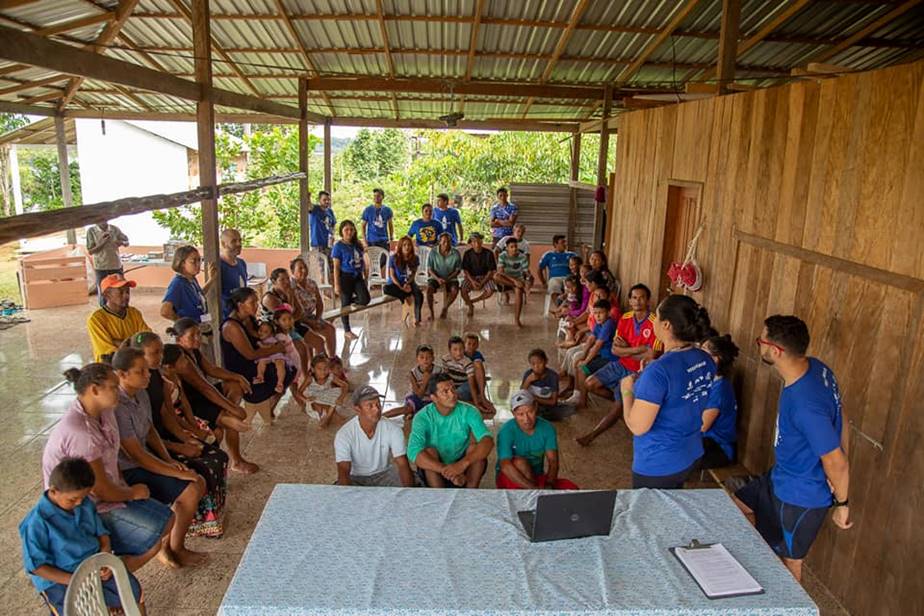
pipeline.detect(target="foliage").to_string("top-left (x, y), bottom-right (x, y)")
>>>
top-left (341, 128), bottom-right (408, 180)
top-left (0, 113), bottom-right (28, 135)
top-left (18, 149), bottom-right (82, 211)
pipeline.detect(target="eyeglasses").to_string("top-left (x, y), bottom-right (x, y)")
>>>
top-left (754, 337), bottom-right (786, 353)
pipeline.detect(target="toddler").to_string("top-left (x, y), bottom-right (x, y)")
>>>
top-left (304, 355), bottom-right (349, 428)
top-left (273, 305), bottom-right (310, 404)
top-left (254, 320), bottom-right (291, 395)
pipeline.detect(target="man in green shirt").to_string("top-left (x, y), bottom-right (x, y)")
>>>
top-left (425, 232), bottom-right (462, 320)
top-left (495, 390), bottom-right (578, 490)
top-left (407, 373), bottom-right (494, 488)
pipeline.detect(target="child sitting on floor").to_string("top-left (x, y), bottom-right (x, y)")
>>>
top-left (329, 356), bottom-right (351, 391)
top-left (304, 354), bottom-right (349, 428)
top-left (464, 332), bottom-right (497, 417)
top-left (272, 305), bottom-right (310, 404)
top-left (254, 320), bottom-right (290, 394)
top-left (521, 348), bottom-right (575, 421)
top-left (384, 344), bottom-right (442, 420)
top-left (20, 457), bottom-right (147, 615)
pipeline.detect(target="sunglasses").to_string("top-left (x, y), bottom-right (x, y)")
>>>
top-left (754, 337), bottom-right (786, 353)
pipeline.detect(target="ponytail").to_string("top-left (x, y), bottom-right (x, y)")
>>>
top-left (703, 334), bottom-right (740, 377)
top-left (63, 363), bottom-right (115, 394)
top-left (657, 295), bottom-right (712, 343)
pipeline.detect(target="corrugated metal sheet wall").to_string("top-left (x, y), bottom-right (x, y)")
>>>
top-left (509, 183), bottom-right (595, 248)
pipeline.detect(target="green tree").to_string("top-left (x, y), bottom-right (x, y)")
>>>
top-left (18, 149), bottom-right (82, 211)
top-left (341, 128), bottom-right (408, 180)
top-left (0, 113), bottom-right (28, 134)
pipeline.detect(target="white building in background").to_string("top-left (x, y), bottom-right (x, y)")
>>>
top-left (74, 119), bottom-right (200, 245)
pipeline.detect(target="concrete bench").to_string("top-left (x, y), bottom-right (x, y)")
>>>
top-left (321, 294), bottom-right (398, 321)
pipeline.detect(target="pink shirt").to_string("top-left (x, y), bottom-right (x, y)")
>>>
top-left (42, 398), bottom-right (128, 513)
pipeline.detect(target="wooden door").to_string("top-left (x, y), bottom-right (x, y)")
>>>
top-left (658, 183), bottom-right (702, 302)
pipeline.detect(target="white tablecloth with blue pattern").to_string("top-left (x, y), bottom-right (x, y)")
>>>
top-left (218, 485), bottom-right (818, 615)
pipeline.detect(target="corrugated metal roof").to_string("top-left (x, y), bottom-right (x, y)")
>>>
top-left (0, 0), bottom-right (921, 123)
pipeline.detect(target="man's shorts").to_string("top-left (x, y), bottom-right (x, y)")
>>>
top-left (461, 278), bottom-right (496, 293)
top-left (427, 278), bottom-right (460, 293)
top-left (579, 355), bottom-right (609, 376)
top-left (735, 471), bottom-right (829, 560)
top-left (495, 472), bottom-right (579, 490)
top-left (547, 276), bottom-right (567, 295)
top-left (416, 466), bottom-right (464, 488)
top-left (591, 361), bottom-right (631, 390)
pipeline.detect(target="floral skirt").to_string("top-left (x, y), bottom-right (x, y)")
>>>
top-left (173, 442), bottom-right (228, 538)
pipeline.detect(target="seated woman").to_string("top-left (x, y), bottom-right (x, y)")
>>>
top-left (222, 286), bottom-right (298, 415)
top-left (42, 363), bottom-right (175, 573)
top-left (289, 256), bottom-right (337, 357)
top-left (111, 347), bottom-right (207, 567)
top-left (160, 245), bottom-right (216, 324)
top-left (588, 249), bottom-right (620, 304)
top-left (384, 236), bottom-right (424, 327)
top-left (132, 332), bottom-right (229, 539)
top-left (169, 318), bottom-right (256, 474)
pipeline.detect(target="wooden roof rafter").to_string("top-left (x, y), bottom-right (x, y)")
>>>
top-left (373, 0), bottom-right (399, 120)
top-left (457, 0), bottom-right (487, 115)
top-left (805, 0), bottom-right (923, 65)
top-left (271, 0), bottom-right (334, 116)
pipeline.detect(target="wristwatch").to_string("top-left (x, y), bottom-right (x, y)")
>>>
top-left (832, 497), bottom-right (849, 508)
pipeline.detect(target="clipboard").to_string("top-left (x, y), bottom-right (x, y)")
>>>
top-left (670, 539), bottom-right (765, 600)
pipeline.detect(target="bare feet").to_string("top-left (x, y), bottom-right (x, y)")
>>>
top-left (344, 331), bottom-right (359, 341)
top-left (230, 460), bottom-right (259, 474)
top-left (175, 548), bottom-right (208, 567)
top-left (157, 544), bottom-right (181, 569)
top-left (319, 408), bottom-right (334, 428)
top-left (576, 434), bottom-right (594, 447)
top-left (515, 320), bottom-right (523, 328)
top-left (274, 383), bottom-right (284, 394)
top-left (224, 415), bottom-right (252, 433)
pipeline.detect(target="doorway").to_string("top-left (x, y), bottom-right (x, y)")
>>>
top-left (659, 182), bottom-right (702, 302)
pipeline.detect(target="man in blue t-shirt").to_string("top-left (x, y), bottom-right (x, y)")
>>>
top-left (433, 193), bottom-right (463, 245)
top-left (360, 188), bottom-right (393, 250)
top-left (309, 190), bottom-right (336, 255)
top-left (488, 187), bottom-right (518, 244)
top-left (734, 315), bottom-right (852, 583)
top-left (407, 203), bottom-right (444, 247)
top-left (538, 234), bottom-right (576, 308)
top-left (219, 228), bottom-right (248, 319)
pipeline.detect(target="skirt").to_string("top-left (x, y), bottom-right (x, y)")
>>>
top-left (173, 442), bottom-right (229, 538)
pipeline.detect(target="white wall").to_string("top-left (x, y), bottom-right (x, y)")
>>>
top-left (75, 119), bottom-right (194, 245)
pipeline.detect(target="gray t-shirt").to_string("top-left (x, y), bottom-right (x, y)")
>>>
top-left (86, 224), bottom-right (128, 270)
top-left (115, 388), bottom-right (154, 471)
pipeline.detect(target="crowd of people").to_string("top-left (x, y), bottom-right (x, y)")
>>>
top-left (19, 188), bottom-right (851, 613)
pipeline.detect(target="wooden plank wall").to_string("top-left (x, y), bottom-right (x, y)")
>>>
top-left (606, 60), bottom-right (924, 616)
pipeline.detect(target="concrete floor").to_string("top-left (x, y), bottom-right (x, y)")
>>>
top-left (0, 290), bottom-right (849, 615)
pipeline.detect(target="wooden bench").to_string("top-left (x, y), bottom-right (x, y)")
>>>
top-left (321, 294), bottom-right (398, 321)
top-left (704, 463), bottom-right (753, 495)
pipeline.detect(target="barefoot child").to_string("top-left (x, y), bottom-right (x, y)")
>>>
top-left (305, 354), bottom-right (349, 427)
top-left (384, 344), bottom-right (442, 420)
top-left (21, 458), bottom-right (148, 615)
top-left (521, 349), bottom-right (575, 420)
top-left (272, 305), bottom-right (310, 404)
top-left (254, 321), bottom-right (290, 395)
top-left (463, 333), bottom-right (497, 417)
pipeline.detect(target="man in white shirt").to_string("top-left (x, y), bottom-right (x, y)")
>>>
top-left (334, 385), bottom-right (415, 487)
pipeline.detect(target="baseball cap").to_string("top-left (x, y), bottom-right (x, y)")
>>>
top-left (100, 273), bottom-right (137, 293)
top-left (469, 231), bottom-right (483, 241)
top-left (509, 389), bottom-right (535, 410)
top-left (350, 384), bottom-right (383, 406)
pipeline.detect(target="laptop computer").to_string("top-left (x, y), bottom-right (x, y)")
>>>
top-left (517, 490), bottom-right (618, 543)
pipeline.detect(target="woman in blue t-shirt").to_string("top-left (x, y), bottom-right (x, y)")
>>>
top-left (330, 220), bottom-right (370, 340)
top-left (700, 334), bottom-right (740, 469)
top-left (384, 236), bottom-right (424, 326)
top-left (160, 245), bottom-right (217, 324)
top-left (620, 294), bottom-right (716, 489)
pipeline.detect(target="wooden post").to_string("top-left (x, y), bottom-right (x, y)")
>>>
top-left (298, 76), bottom-right (310, 255)
top-left (593, 86), bottom-right (612, 249)
top-left (10, 143), bottom-right (24, 215)
top-left (716, 0), bottom-right (741, 94)
top-left (568, 132), bottom-right (581, 248)
top-left (323, 118), bottom-right (332, 194)
top-left (193, 0), bottom-right (221, 360)
top-left (54, 115), bottom-right (76, 244)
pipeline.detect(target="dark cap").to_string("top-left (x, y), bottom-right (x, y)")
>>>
top-left (351, 384), bottom-right (384, 406)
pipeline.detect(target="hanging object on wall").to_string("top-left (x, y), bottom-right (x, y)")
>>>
top-left (667, 221), bottom-right (705, 293)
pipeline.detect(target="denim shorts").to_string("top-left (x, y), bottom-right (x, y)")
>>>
top-left (99, 499), bottom-right (173, 556)
top-left (592, 361), bottom-right (631, 390)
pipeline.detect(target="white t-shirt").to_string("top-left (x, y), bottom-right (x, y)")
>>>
top-left (496, 236), bottom-right (530, 256)
top-left (334, 416), bottom-right (407, 477)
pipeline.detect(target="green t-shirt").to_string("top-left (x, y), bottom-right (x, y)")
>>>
top-left (407, 401), bottom-right (490, 464)
top-left (498, 251), bottom-right (529, 279)
top-left (496, 417), bottom-right (558, 475)
top-left (427, 247), bottom-right (462, 279)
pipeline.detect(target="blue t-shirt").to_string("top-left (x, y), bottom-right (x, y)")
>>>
top-left (433, 207), bottom-right (462, 244)
top-left (496, 417), bottom-right (558, 475)
top-left (771, 358), bottom-right (843, 508)
top-left (592, 319), bottom-right (618, 362)
top-left (466, 350), bottom-right (485, 363)
top-left (539, 250), bottom-right (576, 279)
top-left (521, 368), bottom-right (560, 400)
top-left (220, 257), bottom-right (248, 319)
top-left (163, 274), bottom-right (206, 322)
top-left (703, 377), bottom-right (737, 461)
top-left (20, 493), bottom-right (109, 592)
top-left (331, 241), bottom-right (365, 276)
top-left (309, 205), bottom-right (336, 248)
top-left (489, 202), bottom-right (518, 239)
top-left (407, 219), bottom-right (443, 246)
top-left (386, 254), bottom-right (416, 285)
top-left (632, 348), bottom-right (715, 476)
top-left (361, 205), bottom-right (393, 244)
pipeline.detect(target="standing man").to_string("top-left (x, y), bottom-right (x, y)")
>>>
top-left (334, 385), bottom-right (415, 487)
top-left (361, 188), bottom-right (394, 250)
top-left (407, 203), bottom-right (444, 247)
top-left (489, 187), bottom-right (518, 247)
top-left (219, 229), bottom-right (248, 320)
top-left (734, 315), bottom-right (852, 583)
top-left (538, 235), bottom-right (576, 307)
top-left (407, 374), bottom-right (494, 488)
top-left (86, 274), bottom-right (150, 363)
top-left (86, 220), bottom-right (129, 305)
top-left (460, 232), bottom-right (496, 317)
top-left (433, 193), bottom-right (463, 245)
top-left (309, 190), bottom-right (336, 258)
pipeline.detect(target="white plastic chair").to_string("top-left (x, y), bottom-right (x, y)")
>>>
top-left (415, 246), bottom-right (431, 287)
top-left (305, 250), bottom-right (333, 297)
top-left (63, 552), bottom-right (142, 616)
top-left (365, 246), bottom-right (388, 295)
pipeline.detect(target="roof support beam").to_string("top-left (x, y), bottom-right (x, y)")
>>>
top-left (306, 77), bottom-right (604, 100)
top-left (805, 0), bottom-right (922, 65)
top-left (0, 24), bottom-right (314, 120)
top-left (54, 114), bottom-right (76, 244)
top-left (373, 0), bottom-right (399, 120)
top-left (0, 75), bottom-right (70, 96)
top-left (715, 0), bottom-right (741, 93)
top-left (298, 77), bottom-right (310, 254)
top-left (613, 0), bottom-right (703, 86)
top-left (272, 0), bottom-right (334, 115)
top-left (34, 12), bottom-right (115, 37)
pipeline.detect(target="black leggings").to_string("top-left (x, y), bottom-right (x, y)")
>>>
top-left (384, 282), bottom-right (423, 322)
top-left (339, 272), bottom-right (370, 332)
top-left (632, 458), bottom-right (701, 490)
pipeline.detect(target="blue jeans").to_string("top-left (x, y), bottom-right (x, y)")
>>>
top-left (99, 499), bottom-right (173, 556)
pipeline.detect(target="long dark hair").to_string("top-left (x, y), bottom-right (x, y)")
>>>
top-left (227, 287), bottom-right (257, 315)
top-left (703, 334), bottom-right (739, 377)
top-left (338, 220), bottom-right (361, 248)
top-left (657, 295), bottom-right (712, 343)
top-left (394, 236), bottom-right (419, 270)
top-left (63, 363), bottom-right (115, 394)
top-left (166, 317), bottom-right (200, 340)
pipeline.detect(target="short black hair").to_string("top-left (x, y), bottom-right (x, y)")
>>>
top-left (415, 344), bottom-right (434, 355)
top-left (112, 347), bottom-right (145, 372)
top-left (505, 237), bottom-right (518, 245)
top-left (593, 299), bottom-right (611, 312)
top-left (628, 283), bottom-right (651, 300)
top-left (496, 187), bottom-right (508, 195)
top-left (49, 457), bottom-right (96, 492)
top-left (463, 332), bottom-right (479, 342)
top-left (764, 315), bottom-right (810, 356)
top-left (528, 348), bottom-right (547, 362)
top-left (422, 202), bottom-right (432, 211)
top-left (585, 271), bottom-right (606, 287)
top-left (270, 267), bottom-right (288, 282)
top-left (373, 188), bottom-right (385, 197)
top-left (448, 335), bottom-right (464, 348)
top-left (437, 193), bottom-right (449, 201)
top-left (552, 234), bottom-right (566, 244)
top-left (311, 353), bottom-right (330, 368)
top-left (318, 190), bottom-right (330, 199)
top-left (432, 373), bottom-right (455, 387)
